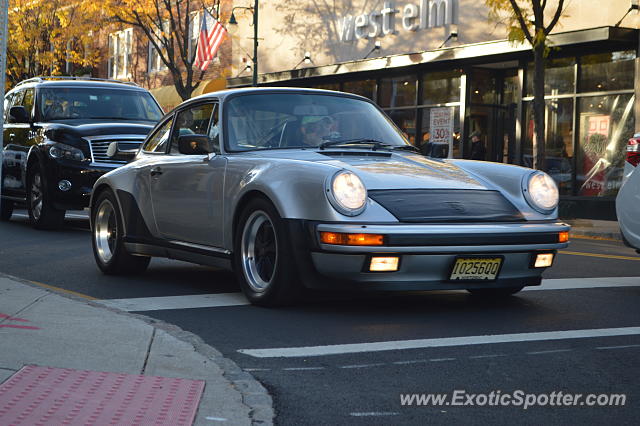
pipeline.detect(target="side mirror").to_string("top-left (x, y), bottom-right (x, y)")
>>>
top-left (106, 141), bottom-right (138, 162)
top-left (178, 134), bottom-right (213, 155)
top-left (9, 106), bottom-right (30, 124)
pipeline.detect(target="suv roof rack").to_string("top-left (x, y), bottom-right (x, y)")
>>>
top-left (15, 76), bottom-right (139, 87)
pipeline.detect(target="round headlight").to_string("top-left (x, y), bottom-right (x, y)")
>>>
top-left (525, 172), bottom-right (559, 213)
top-left (327, 171), bottom-right (367, 216)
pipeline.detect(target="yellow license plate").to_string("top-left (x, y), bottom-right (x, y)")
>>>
top-left (449, 257), bottom-right (503, 281)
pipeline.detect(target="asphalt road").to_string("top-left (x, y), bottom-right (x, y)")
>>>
top-left (1, 210), bottom-right (639, 425)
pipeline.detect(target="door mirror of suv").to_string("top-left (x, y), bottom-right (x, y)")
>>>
top-left (106, 142), bottom-right (138, 162)
top-left (177, 134), bottom-right (213, 155)
top-left (8, 106), bottom-right (30, 124)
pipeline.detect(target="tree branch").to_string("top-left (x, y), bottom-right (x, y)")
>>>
top-left (508, 0), bottom-right (533, 43)
top-left (545, 0), bottom-right (565, 35)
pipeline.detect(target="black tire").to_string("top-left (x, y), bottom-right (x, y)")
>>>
top-left (0, 199), bottom-right (13, 221)
top-left (92, 190), bottom-right (150, 275)
top-left (26, 163), bottom-right (65, 230)
top-left (233, 197), bottom-right (301, 306)
top-left (467, 286), bottom-right (525, 298)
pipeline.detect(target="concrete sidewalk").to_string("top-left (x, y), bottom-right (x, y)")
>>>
top-left (563, 219), bottom-right (622, 241)
top-left (0, 275), bottom-right (273, 425)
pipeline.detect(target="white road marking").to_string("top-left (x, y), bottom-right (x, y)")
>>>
top-left (350, 412), bottom-right (400, 417)
top-left (237, 327), bottom-right (640, 358)
top-left (392, 359), bottom-right (430, 365)
top-left (468, 354), bottom-right (507, 359)
top-left (282, 367), bottom-right (326, 371)
top-left (96, 293), bottom-right (250, 311)
top-left (339, 363), bottom-right (385, 369)
top-left (205, 417), bottom-right (228, 422)
top-left (595, 344), bottom-right (640, 350)
top-left (91, 277), bottom-right (639, 312)
top-left (526, 349), bottom-right (573, 355)
top-left (524, 277), bottom-right (640, 291)
top-left (244, 368), bottom-right (271, 372)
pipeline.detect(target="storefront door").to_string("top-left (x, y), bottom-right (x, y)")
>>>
top-left (466, 67), bottom-right (519, 164)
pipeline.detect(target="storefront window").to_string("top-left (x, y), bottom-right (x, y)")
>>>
top-left (379, 75), bottom-right (417, 108)
top-left (343, 79), bottom-right (376, 101)
top-left (470, 69), bottom-right (498, 104)
top-left (523, 99), bottom-right (574, 195)
top-left (422, 70), bottom-right (462, 105)
top-left (385, 109), bottom-right (416, 144)
top-left (577, 94), bottom-right (635, 197)
top-left (526, 57), bottom-right (575, 96)
top-left (503, 69), bottom-right (519, 105)
top-left (418, 106), bottom-right (461, 158)
top-left (313, 83), bottom-right (340, 91)
top-left (579, 51), bottom-right (635, 93)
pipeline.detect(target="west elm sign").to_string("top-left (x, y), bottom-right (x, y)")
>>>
top-left (339, 0), bottom-right (457, 42)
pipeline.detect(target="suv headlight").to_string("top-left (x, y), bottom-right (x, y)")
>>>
top-left (524, 172), bottom-right (559, 213)
top-left (48, 142), bottom-right (85, 162)
top-left (326, 170), bottom-right (367, 216)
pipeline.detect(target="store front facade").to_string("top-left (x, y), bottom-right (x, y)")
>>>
top-left (226, 1), bottom-right (640, 219)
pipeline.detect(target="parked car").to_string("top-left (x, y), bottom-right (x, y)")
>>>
top-left (1, 77), bottom-right (163, 229)
top-left (90, 88), bottom-right (570, 306)
top-left (616, 135), bottom-right (640, 252)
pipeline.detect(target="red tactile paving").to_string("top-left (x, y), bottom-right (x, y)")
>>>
top-left (0, 365), bottom-right (205, 425)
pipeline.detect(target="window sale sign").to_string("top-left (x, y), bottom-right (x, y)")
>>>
top-left (430, 107), bottom-right (453, 144)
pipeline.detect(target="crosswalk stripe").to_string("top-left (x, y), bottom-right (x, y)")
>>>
top-left (94, 277), bottom-right (639, 312)
top-left (237, 327), bottom-right (640, 358)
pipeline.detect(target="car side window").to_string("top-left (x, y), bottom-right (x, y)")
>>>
top-left (3, 93), bottom-right (14, 123)
top-left (142, 117), bottom-right (174, 153)
top-left (22, 89), bottom-right (35, 119)
top-left (169, 103), bottom-right (215, 155)
top-left (207, 103), bottom-right (220, 153)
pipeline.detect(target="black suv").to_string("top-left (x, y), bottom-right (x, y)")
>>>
top-left (1, 77), bottom-right (163, 229)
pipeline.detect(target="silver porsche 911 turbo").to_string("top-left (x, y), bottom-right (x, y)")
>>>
top-left (90, 87), bottom-right (570, 306)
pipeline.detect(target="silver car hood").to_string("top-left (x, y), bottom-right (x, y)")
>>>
top-left (247, 149), bottom-right (488, 190)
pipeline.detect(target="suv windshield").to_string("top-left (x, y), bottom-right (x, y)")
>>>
top-left (226, 93), bottom-right (410, 151)
top-left (38, 87), bottom-right (163, 122)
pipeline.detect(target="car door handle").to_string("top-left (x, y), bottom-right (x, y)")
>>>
top-left (150, 167), bottom-right (163, 176)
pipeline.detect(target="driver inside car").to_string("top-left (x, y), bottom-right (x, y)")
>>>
top-left (300, 115), bottom-right (335, 147)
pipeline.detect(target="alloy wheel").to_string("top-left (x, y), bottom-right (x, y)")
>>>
top-left (94, 199), bottom-right (118, 263)
top-left (241, 210), bottom-right (278, 292)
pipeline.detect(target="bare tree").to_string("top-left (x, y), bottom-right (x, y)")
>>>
top-left (486, 0), bottom-right (566, 170)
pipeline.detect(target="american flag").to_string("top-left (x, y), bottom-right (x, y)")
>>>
top-left (194, 9), bottom-right (227, 72)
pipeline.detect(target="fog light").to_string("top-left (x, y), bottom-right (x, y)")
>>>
top-left (58, 180), bottom-right (72, 191)
top-left (369, 256), bottom-right (400, 272)
top-left (534, 253), bottom-right (554, 268)
top-left (559, 231), bottom-right (569, 243)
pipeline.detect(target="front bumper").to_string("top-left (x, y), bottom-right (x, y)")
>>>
top-left (287, 220), bottom-right (570, 291)
top-left (45, 158), bottom-right (116, 210)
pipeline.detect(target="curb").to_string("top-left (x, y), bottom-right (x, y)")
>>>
top-left (570, 232), bottom-right (622, 242)
top-left (0, 272), bottom-right (274, 426)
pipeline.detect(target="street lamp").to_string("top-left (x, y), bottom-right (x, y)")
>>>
top-left (229, 0), bottom-right (259, 86)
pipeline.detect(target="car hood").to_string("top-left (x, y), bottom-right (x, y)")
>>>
top-left (249, 149), bottom-right (488, 190)
top-left (40, 121), bottom-right (155, 139)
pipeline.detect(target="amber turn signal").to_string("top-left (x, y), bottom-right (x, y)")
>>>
top-left (319, 232), bottom-right (384, 246)
top-left (558, 231), bottom-right (569, 243)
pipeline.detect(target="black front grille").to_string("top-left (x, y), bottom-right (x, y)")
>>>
top-left (368, 189), bottom-right (524, 223)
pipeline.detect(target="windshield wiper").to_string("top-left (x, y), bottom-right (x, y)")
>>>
top-left (319, 139), bottom-right (392, 150)
top-left (392, 145), bottom-right (421, 153)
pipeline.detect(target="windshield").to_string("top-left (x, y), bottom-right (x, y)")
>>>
top-left (225, 93), bottom-right (410, 151)
top-left (38, 87), bottom-right (163, 122)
